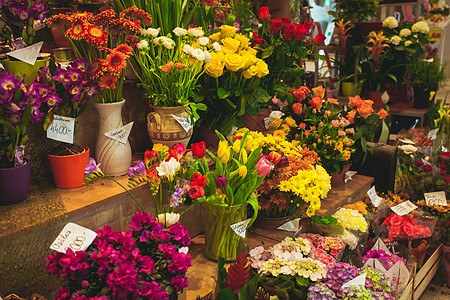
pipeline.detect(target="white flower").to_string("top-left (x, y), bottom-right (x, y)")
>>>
top-left (390, 35), bottom-right (401, 45)
top-left (136, 40), bottom-right (148, 49)
top-left (212, 42), bottom-right (221, 52)
top-left (280, 265), bottom-right (292, 275)
top-left (188, 28), bottom-right (204, 37)
top-left (156, 157), bottom-right (180, 176)
top-left (157, 213), bottom-right (180, 227)
top-left (182, 44), bottom-right (193, 54)
top-left (339, 229), bottom-right (359, 250)
top-left (173, 27), bottom-right (187, 36)
top-left (425, 156), bottom-right (430, 161)
top-left (204, 50), bottom-right (211, 64)
top-left (399, 144), bottom-right (418, 154)
top-left (382, 16), bottom-right (398, 29)
top-left (179, 247), bottom-right (189, 254)
top-left (162, 37), bottom-right (175, 49)
top-left (198, 36), bottom-right (209, 46)
top-left (400, 28), bottom-right (411, 37)
top-left (412, 21), bottom-right (429, 33)
top-left (139, 28), bottom-right (148, 36)
top-left (153, 36), bottom-right (166, 46)
top-left (146, 28), bottom-right (160, 37)
top-left (405, 40), bottom-right (412, 46)
top-left (191, 48), bottom-right (206, 61)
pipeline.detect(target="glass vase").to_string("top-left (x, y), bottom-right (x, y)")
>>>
top-left (202, 202), bottom-right (248, 262)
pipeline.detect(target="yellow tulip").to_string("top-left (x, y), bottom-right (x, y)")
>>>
top-left (238, 165), bottom-right (247, 177)
top-left (218, 140), bottom-right (231, 163)
top-left (232, 139), bottom-right (241, 153)
top-left (239, 149), bottom-right (248, 164)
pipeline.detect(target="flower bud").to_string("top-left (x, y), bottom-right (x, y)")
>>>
top-left (214, 176), bottom-right (227, 188)
top-left (238, 166), bottom-right (247, 177)
top-left (268, 151), bottom-right (281, 165)
top-left (277, 155), bottom-right (289, 168)
top-left (239, 149), bottom-right (248, 164)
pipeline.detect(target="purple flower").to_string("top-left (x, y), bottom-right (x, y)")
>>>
top-left (278, 155), bottom-right (289, 168)
top-left (171, 275), bottom-right (189, 291)
top-left (85, 157), bottom-right (101, 176)
top-left (308, 284), bottom-right (337, 300)
top-left (324, 263), bottom-right (359, 297)
top-left (214, 175), bottom-right (227, 188)
top-left (169, 222), bottom-right (191, 247)
top-left (170, 188), bottom-right (184, 207)
top-left (128, 161), bottom-right (146, 177)
top-left (130, 211), bottom-right (155, 231)
top-left (168, 252), bottom-right (192, 273)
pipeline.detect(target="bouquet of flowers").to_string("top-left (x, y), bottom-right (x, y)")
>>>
top-left (332, 208), bottom-right (369, 250)
top-left (0, 71), bottom-right (59, 168)
top-left (363, 249), bottom-right (405, 270)
top-left (46, 212), bottom-right (192, 299)
top-left (381, 213), bottom-right (432, 242)
top-left (297, 233), bottom-right (346, 266)
top-left (47, 7), bottom-right (151, 103)
top-left (196, 24), bottom-right (270, 134)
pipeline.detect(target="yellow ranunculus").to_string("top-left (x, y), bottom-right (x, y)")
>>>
top-left (205, 58), bottom-right (224, 78)
top-left (220, 25), bottom-right (237, 37)
top-left (218, 140), bottom-right (231, 163)
top-left (255, 60), bottom-right (269, 77)
top-left (209, 32), bottom-right (222, 43)
top-left (222, 37), bottom-right (240, 53)
top-left (243, 65), bottom-right (257, 79)
top-left (234, 33), bottom-right (250, 49)
top-left (238, 165), bottom-right (247, 177)
top-left (224, 53), bottom-right (245, 72)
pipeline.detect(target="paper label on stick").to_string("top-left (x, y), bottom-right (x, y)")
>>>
top-left (341, 273), bottom-right (367, 289)
top-left (399, 139), bottom-right (415, 145)
top-left (50, 223), bottom-right (97, 254)
top-left (172, 114), bottom-right (193, 133)
top-left (230, 218), bottom-right (251, 238)
top-left (47, 115), bottom-right (75, 144)
top-left (427, 129), bottom-right (438, 140)
top-left (7, 41), bottom-right (43, 65)
top-left (421, 158), bottom-right (432, 166)
top-left (424, 191), bottom-right (447, 206)
top-left (277, 218), bottom-right (300, 232)
top-left (104, 122), bottom-right (133, 144)
top-left (345, 171), bottom-right (357, 183)
top-left (367, 186), bottom-right (382, 208)
top-left (391, 201), bottom-right (417, 216)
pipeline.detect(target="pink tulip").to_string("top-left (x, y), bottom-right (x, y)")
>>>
top-left (255, 156), bottom-right (274, 177)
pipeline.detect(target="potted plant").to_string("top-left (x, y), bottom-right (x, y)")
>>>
top-left (408, 58), bottom-right (446, 109)
top-left (0, 71), bottom-right (58, 204)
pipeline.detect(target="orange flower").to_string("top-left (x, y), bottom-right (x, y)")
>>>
top-left (347, 109), bottom-right (357, 123)
top-left (120, 6), bottom-right (152, 27)
top-left (47, 13), bottom-right (74, 25)
top-left (368, 32), bottom-right (390, 69)
top-left (93, 9), bottom-right (116, 25)
top-left (309, 96), bottom-right (323, 110)
top-left (312, 86), bottom-right (325, 98)
top-left (333, 19), bottom-right (353, 54)
top-left (98, 74), bottom-right (118, 89)
top-left (348, 95), bottom-right (363, 108)
top-left (299, 122), bottom-right (306, 129)
top-left (105, 51), bottom-right (127, 75)
top-left (115, 44), bottom-right (133, 57)
top-left (161, 61), bottom-right (174, 72)
top-left (327, 98), bottom-right (339, 104)
top-left (291, 86), bottom-right (310, 101)
top-left (175, 62), bottom-right (185, 70)
top-left (86, 24), bottom-right (108, 45)
top-left (110, 18), bottom-right (141, 32)
top-left (357, 100), bottom-right (375, 118)
top-left (71, 12), bottom-right (94, 22)
top-left (292, 102), bottom-right (303, 114)
top-left (146, 166), bottom-right (160, 187)
top-left (305, 130), bottom-right (311, 136)
top-left (66, 19), bottom-right (89, 40)
top-left (378, 108), bottom-right (389, 119)
top-left (90, 59), bottom-right (106, 78)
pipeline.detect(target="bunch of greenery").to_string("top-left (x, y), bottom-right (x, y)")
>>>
top-left (408, 58), bottom-right (446, 92)
top-left (329, 0), bottom-right (379, 23)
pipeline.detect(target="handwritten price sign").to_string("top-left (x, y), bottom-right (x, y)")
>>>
top-left (367, 186), bottom-right (382, 208)
top-left (47, 115), bottom-right (75, 144)
top-left (424, 191), bottom-right (447, 206)
top-left (50, 223), bottom-right (97, 254)
top-left (230, 218), bottom-right (251, 238)
top-left (391, 201), bottom-right (418, 216)
top-left (104, 122), bottom-right (133, 144)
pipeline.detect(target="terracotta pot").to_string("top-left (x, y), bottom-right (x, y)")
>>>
top-left (241, 109), bottom-right (272, 134)
top-left (95, 100), bottom-right (132, 176)
top-left (368, 91), bottom-right (383, 109)
top-left (253, 215), bottom-right (297, 229)
top-left (330, 162), bottom-right (352, 188)
top-left (147, 105), bottom-right (193, 148)
top-left (48, 147), bottom-right (89, 189)
top-left (0, 159), bottom-right (30, 205)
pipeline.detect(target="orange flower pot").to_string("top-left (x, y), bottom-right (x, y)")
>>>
top-left (48, 146), bottom-right (89, 189)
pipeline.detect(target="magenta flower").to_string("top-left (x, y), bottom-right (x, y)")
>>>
top-left (214, 175), bottom-right (227, 188)
top-left (168, 222), bottom-right (191, 247)
top-left (255, 155), bottom-right (274, 177)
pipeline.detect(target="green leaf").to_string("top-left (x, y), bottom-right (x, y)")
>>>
top-left (217, 288), bottom-right (235, 300)
top-left (296, 276), bottom-right (310, 286)
top-left (217, 87), bottom-right (231, 99)
top-left (18, 104), bottom-right (32, 130)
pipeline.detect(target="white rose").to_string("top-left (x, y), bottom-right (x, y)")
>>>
top-left (182, 44), bottom-right (193, 54)
top-left (156, 157), bottom-right (180, 176)
top-left (212, 42), bottom-right (221, 52)
top-left (399, 144), bottom-right (418, 154)
top-left (400, 28), bottom-right (411, 37)
top-left (204, 50), bottom-right (211, 63)
top-left (157, 213), bottom-right (180, 227)
top-left (382, 16), bottom-right (398, 29)
top-left (188, 28), bottom-right (204, 37)
top-left (390, 35), bottom-right (401, 45)
top-left (136, 40), bottom-right (148, 49)
top-left (191, 48), bottom-right (206, 61)
top-left (198, 36), bottom-right (209, 46)
top-left (146, 28), bottom-right (160, 37)
top-left (412, 21), bottom-right (429, 33)
top-left (405, 40), bottom-right (412, 46)
top-left (173, 27), bottom-right (187, 36)
top-left (162, 37), bottom-right (175, 49)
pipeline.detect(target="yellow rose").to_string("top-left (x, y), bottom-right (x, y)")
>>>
top-left (285, 117), bottom-right (296, 127)
top-left (243, 65), bottom-right (257, 79)
top-left (205, 58), bottom-right (224, 78)
top-left (224, 53), bottom-right (245, 72)
top-left (220, 25), bottom-right (237, 37)
top-left (254, 60), bottom-right (269, 77)
top-left (209, 32), bottom-right (222, 43)
top-left (234, 34), bottom-right (250, 49)
top-left (246, 47), bottom-right (258, 56)
top-left (221, 37), bottom-right (240, 53)
top-left (240, 52), bottom-right (258, 68)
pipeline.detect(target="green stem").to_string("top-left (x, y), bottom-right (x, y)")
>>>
top-left (106, 175), bottom-right (145, 212)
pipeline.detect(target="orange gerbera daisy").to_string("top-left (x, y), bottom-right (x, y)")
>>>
top-left (93, 9), bottom-right (116, 26)
top-left (115, 44), bottom-right (133, 57)
top-left (86, 25), bottom-right (108, 45)
top-left (110, 18), bottom-right (141, 32)
top-left (98, 73), bottom-right (118, 90)
top-left (120, 7), bottom-right (152, 26)
top-left (71, 12), bottom-right (94, 22)
top-left (66, 19), bottom-right (89, 40)
top-left (47, 13), bottom-right (73, 25)
top-left (90, 59), bottom-right (107, 79)
top-left (105, 51), bottom-right (127, 75)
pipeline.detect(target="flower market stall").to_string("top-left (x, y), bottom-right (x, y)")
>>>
top-left (0, 0), bottom-right (449, 300)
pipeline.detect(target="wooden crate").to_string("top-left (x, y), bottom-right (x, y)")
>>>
top-left (399, 244), bottom-right (443, 300)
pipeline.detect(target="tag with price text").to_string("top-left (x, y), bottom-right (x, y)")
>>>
top-left (104, 122), bottom-right (133, 144)
top-left (391, 201), bottom-right (418, 216)
top-left (230, 218), bottom-right (251, 238)
top-left (424, 191), bottom-right (447, 206)
top-left (47, 115), bottom-right (75, 144)
top-left (50, 223), bottom-right (97, 254)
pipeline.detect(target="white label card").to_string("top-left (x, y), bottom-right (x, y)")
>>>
top-left (424, 191), bottom-right (447, 206)
top-left (427, 129), bottom-right (438, 140)
top-left (50, 223), bottom-right (97, 254)
top-left (367, 185), bottom-right (382, 208)
top-left (277, 218), bottom-right (300, 232)
top-left (230, 218), bottom-right (251, 238)
top-left (172, 114), bottom-right (193, 133)
top-left (391, 201), bottom-right (418, 216)
top-left (7, 41), bottom-right (43, 65)
top-left (345, 171), bottom-right (358, 183)
top-left (421, 158), bottom-right (432, 166)
top-left (104, 122), bottom-right (133, 144)
top-left (341, 273), bottom-right (367, 289)
top-left (47, 115), bottom-right (75, 144)
top-left (399, 139), bottom-right (415, 145)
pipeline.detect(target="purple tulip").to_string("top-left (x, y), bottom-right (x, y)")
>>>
top-left (277, 155), bottom-right (289, 168)
top-left (214, 176), bottom-right (227, 188)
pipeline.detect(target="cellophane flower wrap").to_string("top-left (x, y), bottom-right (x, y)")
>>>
top-left (331, 208), bottom-right (369, 250)
top-left (234, 125), bottom-right (331, 218)
top-left (46, 212), bottom-right (192, 299)
top-left (47, 7), bottom-right (151, 103)
top-left (363, 249), bottom-right (405, 271)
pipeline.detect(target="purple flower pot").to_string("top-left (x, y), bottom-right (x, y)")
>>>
top-left (0, 159), bottom-right (31, 205)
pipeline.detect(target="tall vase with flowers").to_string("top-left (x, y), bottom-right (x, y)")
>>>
top-left (47, 7), bottom-right (151, 175)
top-left (0, 71), bottom-right (59, 204)
top-left (133, 26), bottom-right (208, 147)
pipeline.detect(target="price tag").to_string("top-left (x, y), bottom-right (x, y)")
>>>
top-left (424, 191), bottom-right (447, 206)
top-left (399, 139), bottom-right (415, 145)
top-left (104, 122), bottom-right (133, 144)
top-left (341, 273), bottom-right (367, 289)
top-left (367, 186), bottom-right (382, 208)
top-left (7, 41), bottom-right (43, 65)
top-left (421, 158), bottom-right (432, 166)
top-left (277, 218), bottom-right (300, 232)
top-left (47, 115), bottom-right (75, 144)
top-left (50, 223), bottom-right (97, 254)
top-left (179, 247), bottom-right (189, 254)
top-left (345, 171), bottom-right (357, 183)
top-left (172, 114), bottom-right (193, 133)
top-left (391, 201), bottom-right (418, 216)
top-left (427, 129), bottom-right (438, 140)
top-left (230, 218), bottom-right (251, 238)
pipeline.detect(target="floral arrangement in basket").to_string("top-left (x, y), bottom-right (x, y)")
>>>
top-left (363, 249), bottom-right (406, 271)
top-left (47, 7), bottom-right (151, 103)
top-left (331, 208), bottom-right (369, 250)
top-left (382, 213), bottom-right (432, 242)
top-left (296, 233), bottom-right (346, 266)
top-left (46, 212), bottom-right (192, 299)
top-left (235, 126), bottom-right (331, 218)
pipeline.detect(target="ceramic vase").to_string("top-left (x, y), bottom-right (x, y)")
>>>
top-left (95, 99), bottom-right (132, 176)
